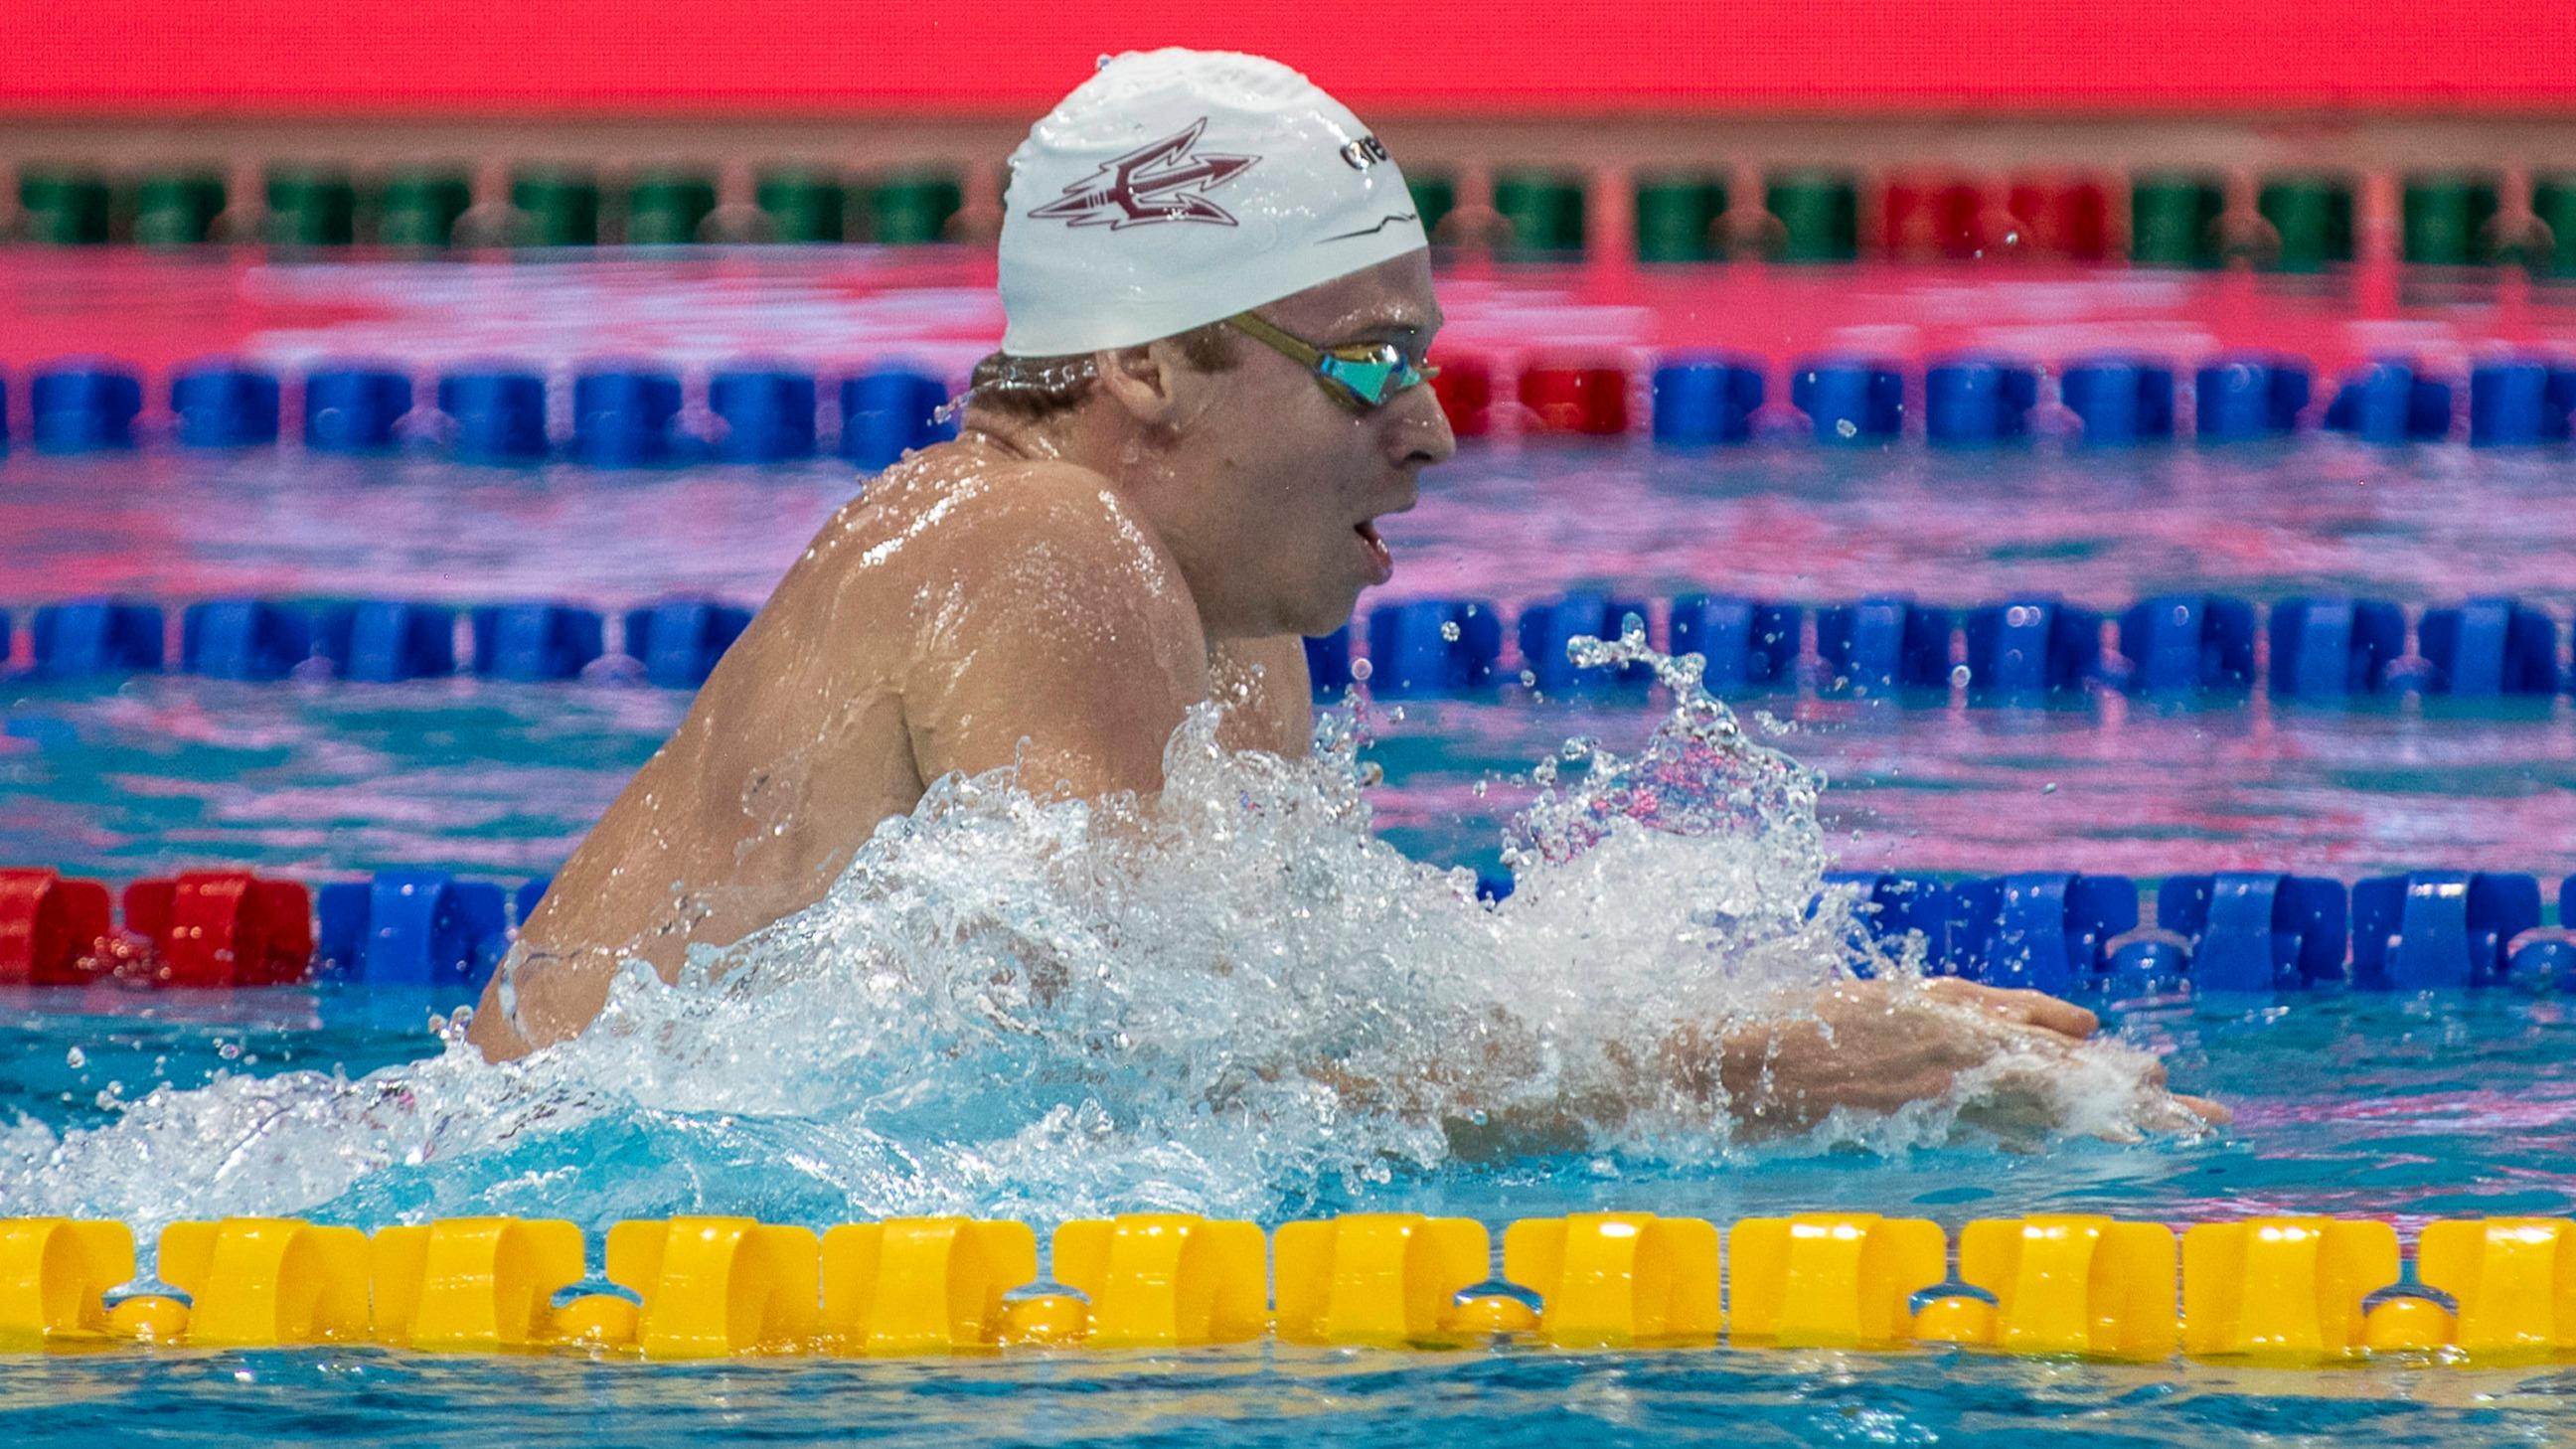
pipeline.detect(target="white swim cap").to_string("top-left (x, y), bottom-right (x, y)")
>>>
top-left (998, 49), bottom-right (1429, 358)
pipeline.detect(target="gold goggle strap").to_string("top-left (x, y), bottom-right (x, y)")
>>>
top-left (1224, 311), bottom-right (1326, 368)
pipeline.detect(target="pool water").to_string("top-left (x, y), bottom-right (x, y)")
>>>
top-left (7, 1328), bottom-right (2576, 1447)
top-left (8, 445), bottom-right (2575, 884)
top-left (1, 986), bottom-right (2571, 1447)
top-left (5, 419), bottom-right (2576, 1445)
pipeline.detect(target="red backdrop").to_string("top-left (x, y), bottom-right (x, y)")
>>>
top-left (11, 0), bottom-right (2576, 116)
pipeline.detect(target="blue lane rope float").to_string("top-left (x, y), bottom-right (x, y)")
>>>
top-left (14, 351), bottom-right (2576, 457)
top-left (1822, 869), bottom-right (2571, 996)
top-left (4, 864), bottom-right (2574, 996)
top-left (302, 364), bottom-right (413, 452)
top-left (1924, 356), bottom-right (2038, 445)
top-left (5, 1209), bottom-right (2576, 1364)
top-left (169, 361), bottom-right (281, 448)
top-left (1790, 356), bottom-right (1906, 443)
top-left (708, 367), bottom-right (820, 463)
top-left (569, 367), bottom-right (685, 466)
top-left (2059, 357), bottom-right (2177, 443)
top-left (0, 359), bottom-right (958, 463)
top-left (2194, 358), bottom-right (2311, 441)
top-left (1649, 356), bottom-right (1765, 445)
top-left (27, 363), bottom-right (143, 453)
top-left (2327, 360), bottom-right (2457, 443)
top-left (7, 591), bottom-right (2575, 704)
top-left (438, 369), bottom-right (551, 464)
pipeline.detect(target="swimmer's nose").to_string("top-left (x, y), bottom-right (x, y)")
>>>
top-left (1388, 380), bottom-right (1455, 467)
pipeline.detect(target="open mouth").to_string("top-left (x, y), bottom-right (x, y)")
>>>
top-left (1354, 519), bottom-right (1394, 581)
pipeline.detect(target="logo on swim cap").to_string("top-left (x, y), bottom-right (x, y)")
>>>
top-left (998, 50), bottom-right (1428, 356)
top-left (1027, 119), bottom-right (1261, 230)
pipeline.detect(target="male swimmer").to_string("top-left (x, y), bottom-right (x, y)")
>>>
top-left (467, 50), bottom-right (2222, 1134)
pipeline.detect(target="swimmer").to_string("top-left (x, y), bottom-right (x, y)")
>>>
top-left (465, 50), bottom-right (2223, 1132)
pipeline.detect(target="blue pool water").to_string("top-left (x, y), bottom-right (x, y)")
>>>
top-left (4, 440), bottom-right (2576, 1445)
top-left (8, 443), bottom-right (2575, 883)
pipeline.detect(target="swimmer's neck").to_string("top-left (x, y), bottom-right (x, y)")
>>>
top-left (954, 403), bottom-right (1121, 477)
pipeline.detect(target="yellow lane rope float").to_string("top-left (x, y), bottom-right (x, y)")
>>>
top-left (2, 1211), bottom-right (2570, 1365)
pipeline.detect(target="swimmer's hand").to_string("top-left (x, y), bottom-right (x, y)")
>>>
top-left (1695, 976), bottom-right (2229, 1143)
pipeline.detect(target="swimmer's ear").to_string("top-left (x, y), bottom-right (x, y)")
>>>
top-left (1093, 339), bottom-right (1208, 429)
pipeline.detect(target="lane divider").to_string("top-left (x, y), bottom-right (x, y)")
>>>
top-left (8, 597), bottom-right (743, 685)
top-left (3, 360), bottom-right (957, 465)
top-left (13, 351), bottom-right (2576, 454)
top-left (1315, 591), bottom-right (2570, 702)
top-left (16, 162), bottom-right (2572, 273)
top-left (5, 864), bottom-right (2572, 996)
top-left (0, 868), bottom-right (543, 989)
top-left (4, 1211), bottom-right (2571, 1363)
top-left (14, 163), bottom-right (971, 249)
top-left (1829, 869), bottom-right (2571, 995)
top-left (8, 591), bottom-right (2568, 703)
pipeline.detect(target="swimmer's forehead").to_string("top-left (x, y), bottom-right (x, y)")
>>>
top-left (1260, 260), bottom-right (1445, 343)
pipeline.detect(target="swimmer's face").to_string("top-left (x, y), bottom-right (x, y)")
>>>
top-left (1144, 250), bottom-right (1454, 638)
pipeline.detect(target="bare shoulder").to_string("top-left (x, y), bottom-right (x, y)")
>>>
top-left (799, 444), bottom-right (1201, 649)
top-left (866, 446), bottom-right (1176, 579)
top-left (877, 447), bottom-right (1211, 793)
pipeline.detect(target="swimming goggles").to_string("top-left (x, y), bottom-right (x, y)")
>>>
top-left (1224, 311), bottom-right (1440, 411)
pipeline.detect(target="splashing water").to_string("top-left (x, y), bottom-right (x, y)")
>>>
top-left (0, 627), bottom-right (2188, 1235)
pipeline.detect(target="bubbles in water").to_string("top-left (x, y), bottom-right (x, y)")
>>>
top-left (64, 1046), bottom-right (85, 1070)
top-left (0, 630), bottom-right (2193, 1234)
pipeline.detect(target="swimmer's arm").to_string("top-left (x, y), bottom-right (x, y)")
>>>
top-left (462, 750), bottom-right (691, 1063)
top-left (462, 804), bottom-right (688, 1063)
top-left (1326, 979), bottom-right (2221, 1156)
top-left (1673, 979), bottom-right (2226, 1139)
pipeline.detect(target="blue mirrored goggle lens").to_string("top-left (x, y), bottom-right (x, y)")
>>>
top-left (1317, 345), bottom-right (1432, 407)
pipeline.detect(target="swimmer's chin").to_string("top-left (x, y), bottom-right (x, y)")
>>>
top-left (1281, 590), bottom-right (1373, 640)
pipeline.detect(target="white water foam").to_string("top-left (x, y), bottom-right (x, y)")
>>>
top-left (0, 629), bottom-right (2200, 1234)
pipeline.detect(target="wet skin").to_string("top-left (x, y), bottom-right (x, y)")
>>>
top-left (469, 252), bottom-right (1451, 1062)
top-left (463, 251), bottom-right (2225, 1134)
